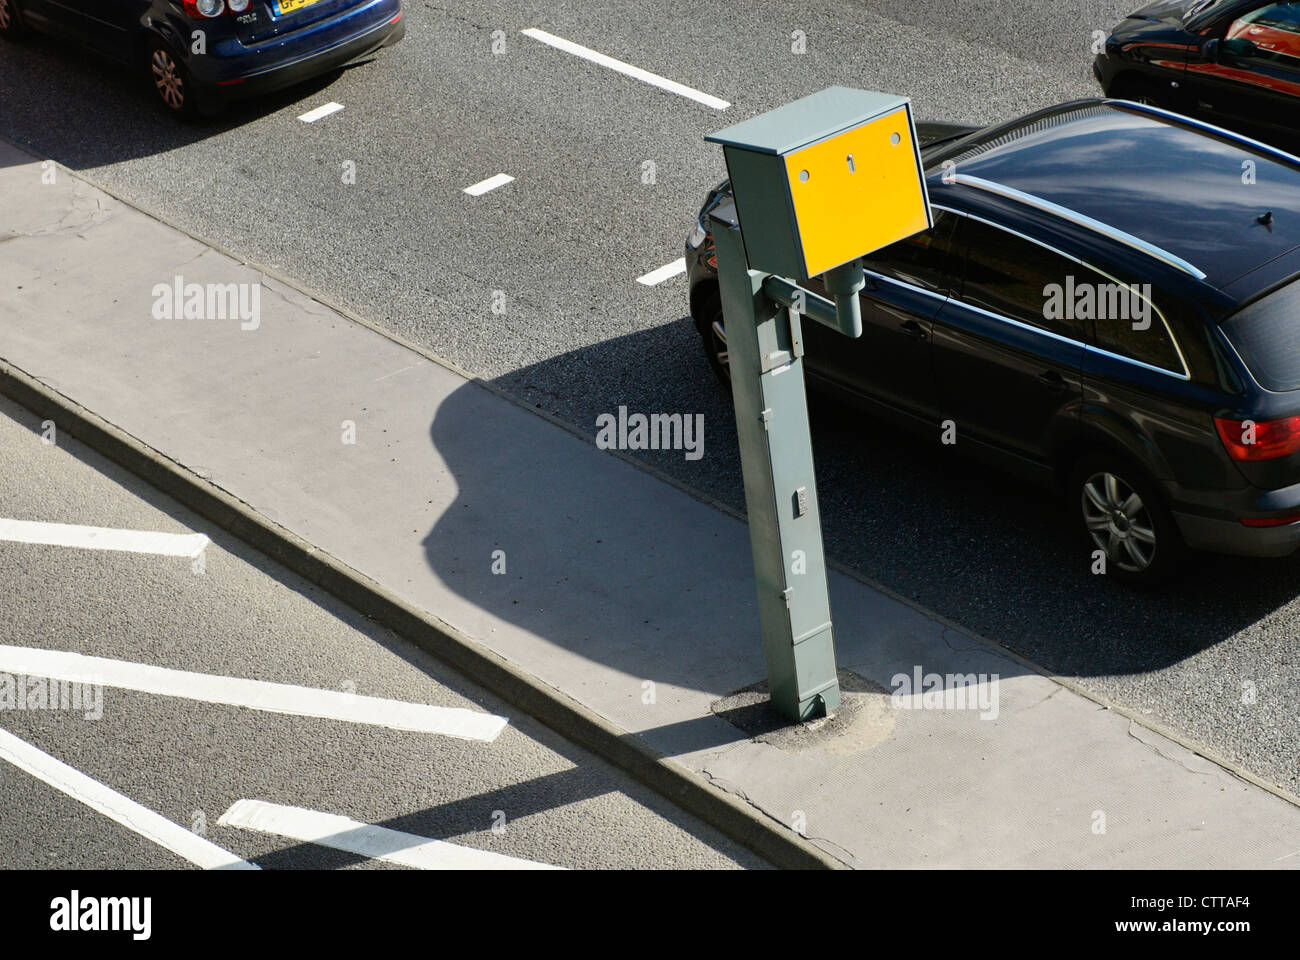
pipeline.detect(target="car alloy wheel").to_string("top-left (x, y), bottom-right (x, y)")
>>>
top-left (151, 47), bottom-right (186, 113)
top-left (698, 298), bottom-right (731, 388)
top-left (710, 318), bottom-right (729, 380)
top-left (1081, 470), bottom-right (1157, 573)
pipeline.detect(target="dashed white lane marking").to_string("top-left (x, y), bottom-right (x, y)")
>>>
top-left (636, 258), bottom-right (687, 286)
top-left (298, 102), bottom-right (345, 123)
top-left (219, 800), bottom-right (562, 870)
top-left (0, 646), bottom-right (508, 741)
top-left (0, 519), bottom-right (208, 558)
top-left (521, 28), bottom-right (730, 110)
top-left (0, 727), bottom-right (256, 870)
top-left (463, 173), bottom-right (515, 196)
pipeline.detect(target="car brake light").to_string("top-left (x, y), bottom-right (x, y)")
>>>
top-left (183, 0), bottom-right (226, 18)
top-left (1214, 415), bottom-right (1300, 461)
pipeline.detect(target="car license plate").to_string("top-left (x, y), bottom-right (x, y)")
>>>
top-left (274, 0), bottom-right (324, 15)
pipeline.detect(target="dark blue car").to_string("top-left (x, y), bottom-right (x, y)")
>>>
top-left (0, 0), bottom-right (404, 117)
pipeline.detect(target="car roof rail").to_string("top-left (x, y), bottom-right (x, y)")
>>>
top-left (951, 173), bottom-right (1208, 280)
top-left (1107, 98), bottom-right (1300, 172)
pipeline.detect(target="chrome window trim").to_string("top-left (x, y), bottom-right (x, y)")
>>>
top-left (951, 174), bottom-right (1208, 280)
top-left (1084, 343), bottom-right (1192, 381)
top-left (947, 297), bottom-right (1088, 351)
top-left (863, 269), bottom-right (948, 303)
top-left (938, 206), bottom-right (1192, 380)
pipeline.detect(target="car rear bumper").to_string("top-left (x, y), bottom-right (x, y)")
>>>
top-left (1173, 477), bottom-right (1300, 557)
top-left (1174, 511), bottom-right (1300, 557)
top-left (194, 4), bottom-right (404, 102)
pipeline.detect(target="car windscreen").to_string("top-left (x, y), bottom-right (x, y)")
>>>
top-left (1222, 280), bottom-right (1300, 391)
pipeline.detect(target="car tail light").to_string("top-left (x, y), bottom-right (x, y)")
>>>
top-left (1214, 415), bottom-right (1300, 461)
top-left (183, 0), bottom-right (225, 17)
top-left (1242, 511), bottom-right (1300, 527)
top-left (228, 0), bottom-right (251, 10)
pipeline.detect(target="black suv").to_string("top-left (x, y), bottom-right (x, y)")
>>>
top-left (686, 99), bottom-right (1300, 584)
top-left (1095, 0), bottom-right (1300, 147)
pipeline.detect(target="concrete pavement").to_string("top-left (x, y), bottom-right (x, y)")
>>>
top-left (4, 138), bottom-right (1300, 868)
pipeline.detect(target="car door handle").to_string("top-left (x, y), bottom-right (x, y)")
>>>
top-left (1038, 370), bottom-right (1069, 391)
top-left (899, 319), bottom-right (927, 341)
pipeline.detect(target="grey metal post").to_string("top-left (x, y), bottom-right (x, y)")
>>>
top-left (709, 206), bottom-right (841, 721)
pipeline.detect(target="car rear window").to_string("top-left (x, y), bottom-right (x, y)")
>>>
top-left (1222, 281), bottom-right (1300, 391)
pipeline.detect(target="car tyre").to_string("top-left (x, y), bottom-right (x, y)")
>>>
top-left (699, 297), bottom-right (730, 388)
top-left (699, 297), bottom-right (828, 416)
top-left (1071, 452), bottom-right (1184, 586)
top-left (0, 0), bottom-right (25, 39)
top-left (148, 40), bottom-right (198, 119)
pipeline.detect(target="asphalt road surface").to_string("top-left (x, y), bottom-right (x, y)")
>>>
top-left (0, 395), bottom-right (764, 869)
top-left (2, 1), bottom-right (1298, 801)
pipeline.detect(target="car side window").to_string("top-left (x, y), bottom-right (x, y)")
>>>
top-left (1225, 3), bottom-right (1300, 65)
top-left (1091, 292), bottom-right (1185, 372)
top-left (955, 218), bottom-right (1086, 341)
top-left (861, 210), bottom-right (959, 295)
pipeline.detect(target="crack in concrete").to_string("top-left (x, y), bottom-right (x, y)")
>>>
top-left (8, 189), bottom-right (115, 241)
top-left (698, 764), bottom-right (853, 867)
top-left (1125, 719), bottom-right (1224, 779)
top-left (258, 279), bottom-right (336, 319)
top-left (938, 624), bottom-right (993, 655)
top-left (167, 248), bottom-right (211, 273)
top-left (1021, 685), bottom-right (1064, 713)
